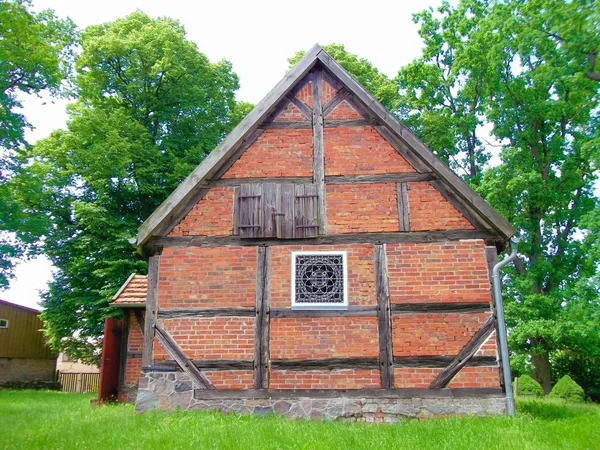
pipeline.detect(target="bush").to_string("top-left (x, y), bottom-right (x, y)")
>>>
top-left (549, 375), bottom-right (585, 402)
top-left (517, 375), bottom-right (544, 397)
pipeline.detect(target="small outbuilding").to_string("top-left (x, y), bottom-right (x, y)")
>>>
top-left (0, 299), bottom-right (57, 386)
top-left (125, 45), bottom-right (516, 420)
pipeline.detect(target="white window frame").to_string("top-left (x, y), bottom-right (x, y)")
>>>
top-left (0, 319), bottom-right (8, 328)
top-left (291, 251), bottom-right (348, 310)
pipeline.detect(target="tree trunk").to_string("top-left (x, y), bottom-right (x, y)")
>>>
top-left (532, 351), bottom-right (552, 394)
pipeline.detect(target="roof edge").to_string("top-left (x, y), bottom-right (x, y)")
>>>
top-left (135, 44), bottom-right (324, 248)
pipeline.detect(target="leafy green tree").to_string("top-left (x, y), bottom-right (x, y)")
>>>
top-left (4, 12), bottom-right (246, 361)
top-left (0, 0), bottom-right (78, 288)
top-left (405, 0), bottom-right (599, 394)
top-left (289, 43), bottom-right (401, 112)
top-left (395, 0), bottom-right (492, 184)
top-left (476, 0), bottom-right (599, 393)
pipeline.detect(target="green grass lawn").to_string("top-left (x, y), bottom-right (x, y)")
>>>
top-left (0, 390), bottom-right (598, 449)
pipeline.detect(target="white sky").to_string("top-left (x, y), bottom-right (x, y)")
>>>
top-left (2, 0), bottom-right (441, 309)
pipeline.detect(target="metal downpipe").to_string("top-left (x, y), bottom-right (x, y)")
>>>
top-left (492, 236), bottom-right (520, 417)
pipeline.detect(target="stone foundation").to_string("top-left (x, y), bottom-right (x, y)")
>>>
top-left (136, 372), bottom-right (506, 421)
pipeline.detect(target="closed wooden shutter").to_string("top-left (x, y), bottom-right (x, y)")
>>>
top-left (294, 184), bottom-right (318, 238)
top-left (237, 183), bottom-right (262, 238)
top-left (235, 183), bottom-right (318, 239)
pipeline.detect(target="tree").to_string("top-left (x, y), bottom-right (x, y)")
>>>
top-left (395, 0), bottom-right (492, 184)
top-left (404, 0), bottom-right (599, 394)
top-left (0, 0), bottom-right (78, 288)
top-left (476, 0), bottom-right (599, 393)
top-left (288, 44), bottom-right (401, 112)
top-left (4, 12), bottom-right (246, 361)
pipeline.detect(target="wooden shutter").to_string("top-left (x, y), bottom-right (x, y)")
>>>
top-left (235, 183), bottom-right (318, 239)
top-left (294, 184), bottom-right (318, 238)
top-left (237, 183), bottom-right (262, 238)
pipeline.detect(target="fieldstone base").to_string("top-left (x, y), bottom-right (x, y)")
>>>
top-left (136, 372), bottom-right (506, 421)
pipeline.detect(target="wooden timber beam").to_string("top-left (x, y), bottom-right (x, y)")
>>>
top-left (429, 315), bottom-right (496, 389)
top-left (390, 302), bottom-right (492, 314)
top-left (154, 323), bottom-right (215, 389)
top-left (311, 69), bottom-right (327, 235)
top-left (375, 244), bottom-right (394, 389)
top-left (259, 118), bottom-right (376, 129)
top-left (322, 87), bottom-right (350, 117)
top-left (194, 387), bottom-right (503, 400)
top-left (396, 182), bottom-right (410, 232)
top-left (205, 173), bottom-right (435, 187)
top-left (154, 359), bottom-right (254, 371)
top-left (133, 309), bottom-right (145, 333)
top-left (142, 252), bottom-right (160, 367)
top-left (253, 246), bottom-right (271, 389)
top-left (148, 229), bottom-right (499, 249)
top-left (158, 307), bottom-right (255, 319)
top-left (286, 94), bottom-right (313, 119)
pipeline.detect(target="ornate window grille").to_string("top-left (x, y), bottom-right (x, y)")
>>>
top-left (291, 251), bottom-right (348, 309)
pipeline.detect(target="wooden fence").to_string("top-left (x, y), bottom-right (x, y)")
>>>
top-left (58, 372), bottom-right (100, 393)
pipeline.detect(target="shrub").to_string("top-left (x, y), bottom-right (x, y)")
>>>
top-left (517, 375), bottom-right (544, 397)
top-left (549, 375), bottom-right (585, 402)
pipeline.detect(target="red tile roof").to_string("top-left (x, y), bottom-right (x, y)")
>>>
top-left (111, 274), bottom-right (147, 307)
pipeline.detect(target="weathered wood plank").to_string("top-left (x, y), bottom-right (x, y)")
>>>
top-left (253, 246), bottom-right (271, 389)
top-left (270, 356), bottom-right (497, 371)
top-left (322, 87), bottom-right (350, 117)
top-left (150, 229), bottom-right (499, 249)
top-left (276, 184), bottom-right (295, 239)
top-left (270, 306), bottom-right (377, 318)
top-left (397, 182), bottom-right (410, 232)
top-left (154, 359), bottom-right (255, 371)
top-left (207, 173), bottom-right (434, 187)
top-left (194, 387), bottom-right (504, 400)
top-left (127, 351), bottom-right (143, 359)
top-left (323, 119), bottom-right (377, 128)
top-left (286, 93), bottom-right (313, 119)
top-left (136, 44), bottom-right (323, 246)
top-left (262, 183), bottom-right (277, 238)
top-left (312, 69), bottom-right (326, 235)
top-left (375, 244), bottom-right (394, 389)
top-left (260, 120), bottom-right (312, 129)
top-left (154, 323), bottom-right (215, 389)
top-left (430, 315), bottom-right (496, 388)
top-left (142, 254), bottom-right (160, 367)
top-left (158, 307), bottom-right (255, 318)
top-left (391, 302), bottom-right (492, 314)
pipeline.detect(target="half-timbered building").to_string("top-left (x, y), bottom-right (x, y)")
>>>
top-left (130, 45), bottom-right (516, 420)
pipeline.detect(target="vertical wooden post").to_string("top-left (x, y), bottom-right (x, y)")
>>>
top-left (397, 182), bottom-right (410, 232)
top-left (311, 69), bottom-right (327, 235)
top-left (485, 244), bottom-right (504, 388)
top-left (254, 246), bottom-right (271, 389)
top-left (142, 248), bottom-right (161, 367)
top-left (375, 244), bottom-right (394, 388)
top-left (118, 309), bottom-right (130, 388)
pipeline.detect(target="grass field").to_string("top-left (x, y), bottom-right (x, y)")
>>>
top-left (1, 390), bottom-right (599, 449)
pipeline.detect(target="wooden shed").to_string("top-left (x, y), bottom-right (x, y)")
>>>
top-left (130, 45), bottom-right (516, 420)
top-left (0, 299), bottom-right (57, 384)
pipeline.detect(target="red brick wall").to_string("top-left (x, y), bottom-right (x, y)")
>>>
top-left (407, 182), bottom-right (474, 231)
top-left (394, 368), bottom-right (443, 388)
top-left (324, 126), bottom-right (415, 176)
top-left (158, 246), bottom-right (256, 308)
top-left (124, 311), bottom-right (144, 386)
top-left (204, 370), bottom-right (254, 389)
top-left (387, 241), bottom-right (492, 303)
top-left (322, 80), bottom-right (335, 104)
top-left (325, 100), bottom-right (362, 120)
top-left (392, 312), bottom-right (492, 357)
top-left (326, 183), bottom-right (399, 234)
top-left (295, 81), bottom-right (312, 108)
top-left (169, 187), bottom-right (234, 237)
top-left (270, 317), bottom-right (379, 359)
top-left (154, 317), bottom-right (254, 360)
top-left (448, 367), bottom-right (500, 388)
top-left (270, 369), bottom-right (380, 389)
top-left (274, 102), bottom-right (306, 121)
top-left (222, 129), bottom-right (313, 178)
top-left (270, 244), bottom-right (376, 308)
